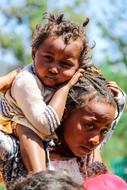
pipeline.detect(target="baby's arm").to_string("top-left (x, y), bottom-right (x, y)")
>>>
top-left (107, 81), bottom-right (126, 125)
top-left (100, 82), bottom-right (126, 147)
top-left (12, 69), bottom-right (84, 136)
top-left (49, 68), bottom-right (84, 122)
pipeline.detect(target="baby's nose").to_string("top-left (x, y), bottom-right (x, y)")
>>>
top-left (89, 135), bottom-right (100, 145)
top-left (49, 66), bottom-right (59, 74)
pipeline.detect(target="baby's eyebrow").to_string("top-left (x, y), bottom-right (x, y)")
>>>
top-left (42, 50), bottom-right (53, 54)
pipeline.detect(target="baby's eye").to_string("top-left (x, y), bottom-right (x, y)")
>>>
top-left (43, 55), bottom-right (53, 62)
top-left (60, 61), bottom-right (72, 68)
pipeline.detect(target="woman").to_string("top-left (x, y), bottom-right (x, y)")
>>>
top-left (0, 69), bottom-right (20, 94)
top-left (0, 64), bottom-right (126, 188)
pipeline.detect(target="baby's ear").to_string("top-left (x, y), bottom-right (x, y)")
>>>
top-left (32, 47), bottom-right (36, 60)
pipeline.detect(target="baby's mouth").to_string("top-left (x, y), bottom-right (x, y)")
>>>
top-left (46, 73), bottom-right (58, 80)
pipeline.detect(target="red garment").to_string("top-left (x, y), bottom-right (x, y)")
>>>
top-left (84, 174), bottom-right (127, 190)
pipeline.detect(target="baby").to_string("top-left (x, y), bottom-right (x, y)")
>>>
top-left (0, 12), bottom-right (91, 172)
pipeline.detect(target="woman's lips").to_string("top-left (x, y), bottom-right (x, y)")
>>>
top-left (80, 146), bottom-right (92, 154)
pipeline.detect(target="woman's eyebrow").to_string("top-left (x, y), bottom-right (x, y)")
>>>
top-left (82, 116), bottom-right (97, 122)
top-left (105, 123), bottom-right (112, 128)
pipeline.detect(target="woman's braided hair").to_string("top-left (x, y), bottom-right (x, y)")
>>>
top-left (67, 64), bottom-right (117, 111)
top-left (86, 161), bottom-right (108, 178)
top-left (32, 12), bottom-right (91, 67)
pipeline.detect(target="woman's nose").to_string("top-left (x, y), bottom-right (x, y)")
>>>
top-left (89, 135), bottom-right (100, 145)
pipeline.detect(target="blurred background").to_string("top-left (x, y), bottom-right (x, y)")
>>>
top-left (0, 0), bottom-right (127, 184)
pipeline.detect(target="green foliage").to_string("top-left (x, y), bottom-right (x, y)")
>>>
top-left (0, 0), bottom-right (47, 67)
top-left (26, 0), bottom-right (47, 29)
top-left (0, 185), bottom-right (5, 190)
top-left (100, 63), bottom-right (127, 165)
top-left (48, 0), bottom-right (88, 23)
top-left (100, 62), bottom-right (127, 90)
top-left (97, 0), bottom-right (127, 67)
top-left (93, 1), bottom-right (127, 163)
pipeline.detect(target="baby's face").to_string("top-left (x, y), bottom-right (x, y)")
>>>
top-left (63, 98), bottom-right (116, 157)
top-left (32, 35), bottom-right (82, 86)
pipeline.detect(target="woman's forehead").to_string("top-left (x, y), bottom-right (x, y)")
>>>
top-left (74, 99), bottom-right (116, 122)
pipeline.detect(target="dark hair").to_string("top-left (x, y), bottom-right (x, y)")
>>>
top-left (86, 161), bottom-right (108, 178)
top-left (32, 12), bottom-right (91, 67)
top-left (67, 64), bottom-right (117, 111)
top-left (10, 170), bottom-right (82, 190)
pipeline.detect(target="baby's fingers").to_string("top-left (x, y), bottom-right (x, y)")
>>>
top-left (107, 81), bottom-right (119, 97)
top-left (107, 81), bottom-right (118, 89)
top-left (69, 69), bottom-right (84, 86)
top-left (78, 68), bottom-right (85, 74)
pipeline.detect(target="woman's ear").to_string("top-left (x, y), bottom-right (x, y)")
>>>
top-left (32, 47), bottom-right (36, 60)
top-left (63, 107), bottom-right (69, 120)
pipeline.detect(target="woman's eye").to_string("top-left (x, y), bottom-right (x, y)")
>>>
top-left (101, 129), bottom-right (108, 136)
top-left (85, 124), bottom-right (94, 129)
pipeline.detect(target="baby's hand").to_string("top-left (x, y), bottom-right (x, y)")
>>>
top-left (107, 81), bottom-right (119, 98)
top-left (67, 68), bottom-right (84, 89)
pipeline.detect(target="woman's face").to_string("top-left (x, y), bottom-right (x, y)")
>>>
top-left (63, 98), bottom-right (116, 157)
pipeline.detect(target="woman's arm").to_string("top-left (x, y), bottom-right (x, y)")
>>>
top-left (0, 69), bottom-right (20, 93)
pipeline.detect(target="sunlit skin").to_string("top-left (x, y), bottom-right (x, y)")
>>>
top-left (61, 98), bottom-right (116, 157)
top-left (32, 35), bottom-right (83, 86)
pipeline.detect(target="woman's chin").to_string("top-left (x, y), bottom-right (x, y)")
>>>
top-left (73, 147), bottom-right (92, 157)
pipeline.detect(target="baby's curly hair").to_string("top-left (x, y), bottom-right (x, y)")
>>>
top-left (32, 12), bottom-right (91, 67)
